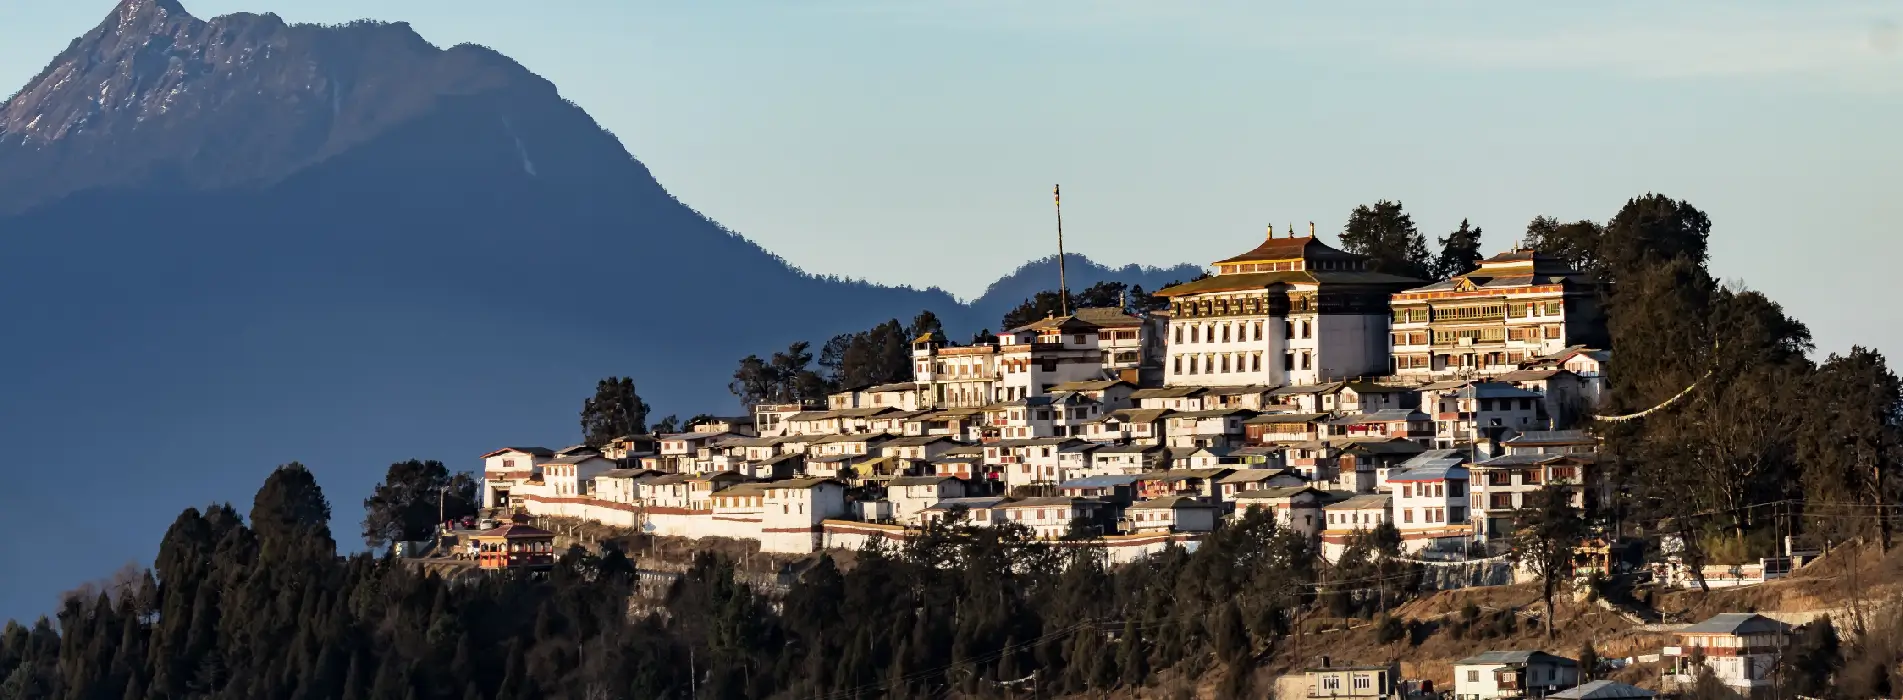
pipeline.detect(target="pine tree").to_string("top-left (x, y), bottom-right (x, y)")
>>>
top-left (1340, 200), bottom-right (1432, 279)
top-left (580, 377), bottom-right (651, 446)
top-left (1432, 218), bottom-right (1484, 279)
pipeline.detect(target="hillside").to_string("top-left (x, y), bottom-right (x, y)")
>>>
top-left (0, 0), bottom-right (1195, 621)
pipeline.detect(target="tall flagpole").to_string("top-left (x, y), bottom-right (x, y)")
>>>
top-left (1054, 184), bottom-right (1069, 316)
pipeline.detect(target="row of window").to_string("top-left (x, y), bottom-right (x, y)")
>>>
top-left (1173, 351), bottom-right (1314, 375)
top-left (1174, 319), bottom-right (1319, 345)
top-left (1401, 506), bottom-right (1467, 524)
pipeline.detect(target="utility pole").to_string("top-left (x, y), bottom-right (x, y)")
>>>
top-left (1054, 184), bottom-right (1069, 317)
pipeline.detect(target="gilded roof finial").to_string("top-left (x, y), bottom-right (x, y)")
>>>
top-left (1266, 223), bottom-right (1274, 240)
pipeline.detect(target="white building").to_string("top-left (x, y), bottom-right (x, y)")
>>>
top-left (885, 475), bottom-right (968, 525)
top-left (1321, 493), bottom-right (1392, 561)
top-left (1156, 225), bottom-right (1418, 387)
top-left (921, 496), bottom-right (1014, 527)
top-left (1389, 249), bottom-right (1606, 379)
top-left (1422, 380), bottom-right (1549, 447)
top-left (1663, 613), bottom-right (1792, 696)
top-left (1087, 443), bottom-right (1165, 475)
top-left (1125, 496), bottom-right (1219, 534)
top-left (542, 453), bottom-right (617, 498)
top-left (1452, 651), bottom-right (1581, 700)
top-left (1234, 486), bottom-right (1326, 538)
top-left (996, 496), bottom-right (1107, 539)
top-left (996, 316), bottom-right (1117, 401)
top-left (1388, 452), bottom-right (1473, 555)
top-left (480, 446), bottom-right (553, 510)
top-left (912, 333), bottom-right (999, 409)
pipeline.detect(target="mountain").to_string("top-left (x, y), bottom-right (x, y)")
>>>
top-left (967, 254), bottom-right (1204, 331)
top-left (0, 0), bottom-right (1195, 620)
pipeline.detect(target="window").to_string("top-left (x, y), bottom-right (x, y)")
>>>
top-left (1190, 326), bottom-right (1200, 343)
top-left (1402, 484), bottom-right (1413, 498)
top-left (1253, 321), bottom-right (1263, 341)
top-left (1352, 675), bottom-right (1371, 691)
top-left (1284, 353), bottom-right (1295, 370)
top-left (1174, 357), bottom-right (1182, 374)
top-left (1220, 355), bottom-right (1230, 373)
top-left (1403, 509), bottom-right (1414, 523)
top-left (1321, 677), bottom-right (1340, 691)
top-left (1449, 481), bottom-right (1465, 497)
top-left (1302, 321), bottom-right (1312, 339)
top-left (1467, 670), bottom-right (1480, 683)
top-left (1301, 353), bottom-right (1312, 370)
top-left (1174, 325), bottom-right (1184, 344)
top-left (1221, 324), bottom-right (1231, 342)
top-left (1252, 354), bottom-right (1262, 372)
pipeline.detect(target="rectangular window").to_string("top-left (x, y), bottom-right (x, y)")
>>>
top-left (1403, 509), bottom-right (1414, 524)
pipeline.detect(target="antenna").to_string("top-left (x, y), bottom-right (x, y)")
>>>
top-left (1054, 184), bottom-right (1069, 316)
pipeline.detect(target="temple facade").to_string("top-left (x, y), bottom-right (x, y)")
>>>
top-left (1388, 249), bottom-right (1605, 379)
top-left (1156, 225), bottom-right (1419, 387)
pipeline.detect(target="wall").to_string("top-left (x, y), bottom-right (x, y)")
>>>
top-left (1163, 312), bottom-right (1284, 387)
top-left (1315, 312), bottom-right (1390, 382)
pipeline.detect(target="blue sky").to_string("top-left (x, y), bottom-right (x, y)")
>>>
top-left (8, 1), bottom-right (1900, 357)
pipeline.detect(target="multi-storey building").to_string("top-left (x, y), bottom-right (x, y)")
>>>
top-left (996, 316), bottom-right (1115, 401)
top-left (911, 332), bottom-right (999, 409)
top-left (1389, 249), bottom-right (1606, 378)
top-left (1156, 225), bottom-right (1419, 387)
top-left (1663, 614), bottom-right (1792, 697)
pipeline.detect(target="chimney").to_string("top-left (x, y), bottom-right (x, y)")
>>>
top-left (1266, 223), bottom-right (1275, 240)
top-left (1317, 655), bottom-right (1332, 669)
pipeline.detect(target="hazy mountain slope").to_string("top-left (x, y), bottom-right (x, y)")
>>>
top-left (0, 0), bottom-right (1195, 621)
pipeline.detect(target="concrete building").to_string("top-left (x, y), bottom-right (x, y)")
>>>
top-left (1156, 225), bottom-right (1419, 387)
top-left (1389, 249), bottom-right (1606, 379)
top-left (1453, 650), bottom-right (1580, 700)
top-left (1125, 496), bottom-right (1220, 534)
top-left (1388, 451), bottom-right (1473, 555)
top-left (1235, 486), bottom-right (1327, 538)
top-left (1663, 613), bottom-right (1792, 697)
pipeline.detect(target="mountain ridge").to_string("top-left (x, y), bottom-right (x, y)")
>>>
top-left (0, 0), bottom-right (1196, 621)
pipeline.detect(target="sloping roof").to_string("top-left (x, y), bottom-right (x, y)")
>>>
top-left (1389, 463), bottom-right (1469, 482)
top-left (1454, 650), bottom-right (1578, 667)
top-left (767, 477), bottom-right (841, 490)
top-left (889, 475), bottom-right (960, 486)
top-left (1494, 369), bottom-right (1573, 383)
top-left (1202, 385), bottom-right (1276, 396)
top-left (1131, 495), bottom-right (1218, 509)
top-left (1547, 680), bottom-right (1657, 699)
top-left (941, 445), bottom-right (984, 456)
top-left (1169, 408), bottom-right (1258, 420)
top-left (1059, 474), bottom-right (1143, 489)
top-left (865, 382), bottom-right (921, 393)
top-left (1129, 387), bottom-right (1206, 399)
top-left (1324, 494), bottom-right (1391, 510)
top-left (544, 453), bottom-right (611, 465)
top-left (1454, 382), bottom-right (1545, 399)
top-left (1072, 307), bottom-right (1146, 327)
top-left (1334, 380), bottom-right (1414, 395)
top-left (598, 468), bottom-right (661, 479)
top-left (1244, 412), bottom-right (1329, 425)
top-left (475, 523), bottom-right (554, 539)
top-left (882, 435), bottom-right (955, 447)
top-left (1097, 407), bottom-right (1174, 424)
top-left (482, 446), bottom-right (555, 459)
top-left (1048, 379), bottom-right (1133, 393)
top-left (1505, 430), bottom-right (1596, 446)
top-left (1150, 467), bottom-right (1233, 481)
top-left (834, 407), bottom-right (900, 418)
top-left (923, 496), bottom-right (1012, 511)
top-left (1093, 443), bottom-right (1165, 454)
top-left (1677, 613), bottom-right (1790, 636)
top-left (1215, 234), bottom-right (1349, 264)
top-left (1338, 439), bottom-right (1428, 456)
top-left (1326, 409), bottom-right (1429, 425)
top-left (1473, 454), bottom-right (1549, 468)
top-left (1007, 315), bottom-right (1100, 334)
top-left (1271, 382), bottom-right (1339, 396)
top-left (1234, 486), bottom-right (1323, 500)
top-left (1000, 496), bottom-right (1101, 508)
top-left (1217, 468), bottom-right (1294, 484)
